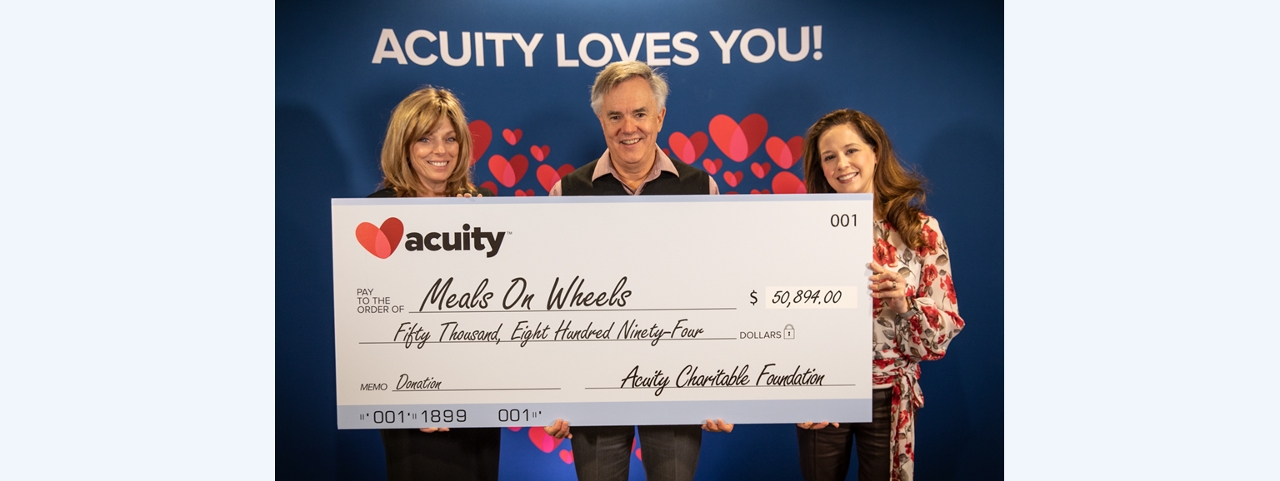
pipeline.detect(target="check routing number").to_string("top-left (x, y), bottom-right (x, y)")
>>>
top-left (332, 194), bottom-right (873, 429)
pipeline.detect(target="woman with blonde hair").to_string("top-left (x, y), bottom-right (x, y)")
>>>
top-left (796, 109), bottom-right (964, 481)
top-left (369, 86), bottom-right (496, 481)
top-left (370, 86), bottom-right (491, 198)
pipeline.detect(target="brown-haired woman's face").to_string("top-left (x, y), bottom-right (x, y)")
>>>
top-left (819, 124), bottom-right (876, 194)
top-left (409, 122), bottom-right (459, 195)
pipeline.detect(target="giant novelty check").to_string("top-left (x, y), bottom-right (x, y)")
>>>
top-left (332, 194), bottom-right (873, 429)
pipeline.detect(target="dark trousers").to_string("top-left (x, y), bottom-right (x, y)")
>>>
top-left (796, 388), bottom-right (893, 481)
top-left (380, 428), bottom-right (500, 481)
top-left (569, 425), bottom-right (702, 481)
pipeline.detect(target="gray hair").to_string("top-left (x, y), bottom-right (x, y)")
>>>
top-left (589, 61), bottom-right (669, 116)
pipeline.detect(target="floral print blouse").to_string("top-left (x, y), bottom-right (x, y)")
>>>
top-left (871, 214), bottom-right (964, 481)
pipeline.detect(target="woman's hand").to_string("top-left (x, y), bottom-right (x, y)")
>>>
top-left (418, 427), bottom-right (450, 433)
top-left (868, 262), bottom-right (910, 314)
top-left (456, 192), bottom-right (483, 198)
top-left (544, 419), bottom-right (572, 439)
top-left (796, 422), bottom-right (840, 430)
top-left (702, 419), bottom-right (734, 433)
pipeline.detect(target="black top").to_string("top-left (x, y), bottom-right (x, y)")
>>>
top-left (559, 159), bottom-right (711, 196)
top-left (367, 186), bottom-right (495, 198)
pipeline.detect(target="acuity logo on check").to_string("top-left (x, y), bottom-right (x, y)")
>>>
top-left (355, 217), bottom-right (508, 259)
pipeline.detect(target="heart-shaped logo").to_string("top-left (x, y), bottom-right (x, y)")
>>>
top-left (766, 135), bottom-right (804, 169)
top-left (709, 114), bottom-right (768, 162)
top-left (354, 217), bottom-right (403, 259)
top-left (468, 120), bottom-right (492, 166)
top-left (502, 128), bottom-right (523, 145)
top-left (771, 171), bottom-right (807, 194)
top-left (479, 181), bottom-right (498, 196)
top-left (514, 188), bottom-right (536, 196)
top-left (559, 450), bottom-right (574, 464)
top-left (701, 158), bottom-right (722, 175)
top-left (750, 162), bottom-right (771, 179)
top-left (667, 131), bottom-right (708, 164)
top-left (530, 145), bottom-right (550, 162)
top-left (528, 426), bottom-right (564, 453)
top-left (722, 171), bottom-right (743, 188)
top-left (488, 154), bottom-right (529, 188)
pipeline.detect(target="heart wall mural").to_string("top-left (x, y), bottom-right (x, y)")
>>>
top-left (467, 113), bottom-right (806, 196)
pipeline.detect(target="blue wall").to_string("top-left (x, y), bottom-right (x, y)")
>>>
top-left (277, 0), bottom-right (1002, 479)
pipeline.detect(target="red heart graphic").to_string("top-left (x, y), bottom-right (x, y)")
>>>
top-left (502, 128), bottom-right (523, 145)
top-left (354, 217), bottom-right (403, 259)
top-left (559, 450), bottom-right (574, 464)
top-left (662, 148), bottom-right (671, 158)
top-left (528, 426), bottom-right (564, 453)
top-left (750, 162), bottom-right (771, 179)
top-left (766, 136), bottom-right (804, 169)
top-left (557, 164), bottom-right (575, 178)
top-left (750, 189), bottom-right (772, 195)
top-left (722, 171), bottom-right (743, 188)
top-left (530, 145), bottom-right (550, 162)
top-left (701, 158), bottom-right (722, 175)
top-left (468, 120), bottom-right (491, 166)
top-left (536, 164), bottom-right (561, 192)
top-left (514, 189), bottom-right (535, 196)
top-left (488, 154), bottom-right (529, 188)
top-left (771, 171), bottom-right (807, 194)
top-left (667, 131), bottom-right (708, 164)
top-left (708, 114), bottom-right (768, 162)
top-left (479, 181), bottom-right (498, 196)
top-left (724, 191), bottom-right (739, 195)
top-left (507, 427), bottom-right (523, 432)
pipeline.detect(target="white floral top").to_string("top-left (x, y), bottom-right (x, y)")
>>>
top-left (871, 214), bottom-right (964, 481)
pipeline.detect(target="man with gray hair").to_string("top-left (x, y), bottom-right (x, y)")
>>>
top-left (547, 60), bottom-right (718, 196)
top-left (544, 60), bottom-right (729, 481)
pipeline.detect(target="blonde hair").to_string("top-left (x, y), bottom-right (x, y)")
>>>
top-left (590, 61), bottom-right (668, 116)
top-left (379, 86), bottom-right (479, 197)
top-left (802, 109), bottom-right (929, 249)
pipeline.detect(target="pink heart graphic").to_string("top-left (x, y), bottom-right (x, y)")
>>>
top-left (765, 136), bottom-right (804, 169)
top-left (536, 164), bottom-right (561, 192)
top-left (468, 120), bottom-right (492, 166)
top-left (771, 171), bottom-right (807, 194)
top-left (750, 189), bottom-right (772, 195)
top-left (701, 158), bottom-right (722, 175)
top-left (488, 154), bottom-right (529, 188)
top-left (354, 217), bottom-right (403, 259)
top-left (559, 450), bottom-right (574, 464)
top-left (722, 171), bottom-right (743, 188)
top-left (507, 427), bottom-right (523, 432)
top-left (708, 114), bottom-right (768, 162)
top-left (528, 426), bottom-right (564, 453)
top-left (530, 145), bottom-right (550, 162)
top-left (479, 181), bottom-right (498, 196)
top-left (557, 164), bottom-right (575, 179)
top-left (667, 131), bottom-right (708, 164)
top-left (514, 188), bottom-right (536, 196)
top-left (750, 162), bottom-right (771, 179)
top-left (502, 128), bottom-right (523, 145)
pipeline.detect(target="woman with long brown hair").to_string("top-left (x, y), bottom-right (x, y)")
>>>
top-left (796, 109), bottom-right (964, 481)
top-left (369, 86), bottom-right (496, 481)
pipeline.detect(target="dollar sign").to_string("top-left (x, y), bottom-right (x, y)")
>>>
top-left (750, 290), bottom-right (758, 305)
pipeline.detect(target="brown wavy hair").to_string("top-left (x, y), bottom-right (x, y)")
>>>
top-left (802, 109), bottom-right (929, 249)
top-left (379, 86), bottom-right (480, 197)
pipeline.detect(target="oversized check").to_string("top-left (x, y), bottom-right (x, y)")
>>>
top-left (332, 194), bottom-right (873, 429)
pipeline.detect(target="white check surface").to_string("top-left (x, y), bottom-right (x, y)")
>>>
top-left (332, 195), bottom-right (873, 429)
